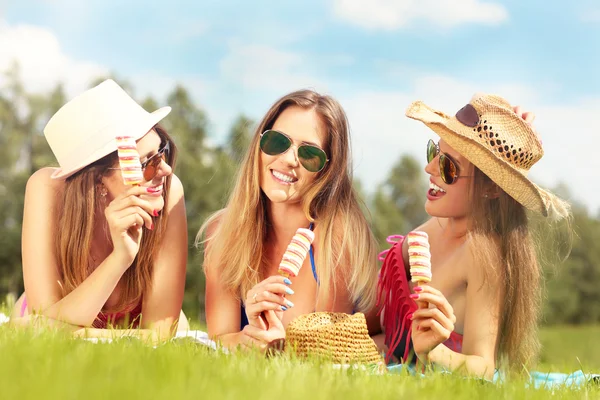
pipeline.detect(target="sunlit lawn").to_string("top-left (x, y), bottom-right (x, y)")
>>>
top-left (0, 306), bottom-right (598, 399)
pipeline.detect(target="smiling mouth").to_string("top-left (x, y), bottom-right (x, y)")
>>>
top-left (271, 169), bottom-right (298, 184)
top-left (428, 181), bottom-right (446, 197)
top-left (146, 184), bottom-right (163, 194)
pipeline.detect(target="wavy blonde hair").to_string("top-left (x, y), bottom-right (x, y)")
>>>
top-left (468, 167), bottom-right (571, 371)
top-left (199, 90), bottom-right (378, 312)
top-left (56, 125), bottom-right (177, 312)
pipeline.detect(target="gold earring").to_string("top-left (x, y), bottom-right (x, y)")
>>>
top-left (99, 185), bottom-right (108, 197)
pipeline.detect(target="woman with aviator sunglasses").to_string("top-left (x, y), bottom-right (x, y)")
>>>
top-left (199, 90), bottom-right (379, 351)
top-left (367, 94), bottom-right (571, 378)
top-left (11, 80), bottom-right (189, 340)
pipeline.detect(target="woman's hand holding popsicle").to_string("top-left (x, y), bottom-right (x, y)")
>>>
top-left (244, 276), bottom-right (294, 330)
top-left (104, 185), bottom-right (156, 266)
top-left (410, 285), bottom-right (457, 363)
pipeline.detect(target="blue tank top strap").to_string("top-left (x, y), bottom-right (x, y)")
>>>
top-left (240, 304), bottom-right (249, 330)
top-left (308, 222), bottom-right (318, 284)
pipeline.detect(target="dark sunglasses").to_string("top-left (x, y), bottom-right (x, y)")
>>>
top-left (426, 139), bottom-right (467, 185)
top-left (111, 140), bottom-right (170, 182)
top-left (141, 140), bottom-right (170, 181)
top-left (259, 130), bottom-right (329, 173)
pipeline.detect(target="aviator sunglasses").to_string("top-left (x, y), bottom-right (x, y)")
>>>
top-left (259, 130), bottom-right (329, 173)
top-left (426, 139), bottom-right (470, 185)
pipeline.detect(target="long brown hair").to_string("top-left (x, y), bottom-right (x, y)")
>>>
top-left (56, 125), bottom-right (177, 311)
top-left (468, 167), bottom-right (571, 370)
top-left (200, 90), bottom-right (378, 312)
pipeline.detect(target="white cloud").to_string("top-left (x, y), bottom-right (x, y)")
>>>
top-left (581, 9), bottom-right (600, 23)
top-left (0, 22), bottom-right (107, 97)
top-left (219, 43), bottom-right (329, 93)
top-left (332, 0), bottom-right (508, 30)
top-left (0, 20), bottom-right (213, 110)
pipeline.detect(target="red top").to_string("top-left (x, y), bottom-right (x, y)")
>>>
top-left (377, 235), bottom-right (463, 363)
top-left (92, 301), bottom-right (142, 329)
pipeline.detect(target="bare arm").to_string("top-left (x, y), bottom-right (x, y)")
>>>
top-left (139, 174), bottom-right (188, 339)
top-left (415, 245), bottom-right (500, 379)
top-left (21, 169), bottom-right (133, 326)
top-left (203, 216), bottom-right (251, 348)
top-left (21, 168), bottom-right (154, 327)
top-left (204, 262), bottom-right (248, 348)
top-left (203, 217), bottom-right (288, 351)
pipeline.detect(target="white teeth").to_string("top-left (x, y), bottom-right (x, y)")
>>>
top-left (429, 182), bottom-right (446, 193)
top-left (273, 170), bottom-right (296, 183)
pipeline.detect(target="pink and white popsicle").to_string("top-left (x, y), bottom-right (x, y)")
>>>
top-left (278, 228), bottom-right (315, 278)
top-left (116, 136), bottom-right (143, 186)
top-left (407, 230), bottom-right (432, 284)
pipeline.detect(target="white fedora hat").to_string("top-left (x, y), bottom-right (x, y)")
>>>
top-left (43, 79), bottom-right (171, 180)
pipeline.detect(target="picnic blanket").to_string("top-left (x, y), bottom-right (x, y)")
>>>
top-left (387, 363), bottom-right (600, 389)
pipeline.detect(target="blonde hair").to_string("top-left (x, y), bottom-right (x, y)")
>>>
top-left (199, 90), bottom-right (378, 312)
top-left (56, 125), bottom-right (177, 312)
top-left (468, 167), bottom-right (572, 371)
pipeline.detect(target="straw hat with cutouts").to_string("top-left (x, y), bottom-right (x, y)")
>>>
top-left (406, 93), bottom-right (570, 219)
top-left (285, 312), bottom-right (384, 366)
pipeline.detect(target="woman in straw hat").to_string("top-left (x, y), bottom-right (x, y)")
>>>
top-left (368, 93), bottom-right (571, 378)
top-left (11, 79), bottom-right (189, 340)
top-left (199, 90), bottom-right (378, 351)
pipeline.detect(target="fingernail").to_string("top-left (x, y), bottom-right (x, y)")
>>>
top-left (283, 278), bottom-right (292, 285)
top-left (281, 306), bottom-right (288, 311)
top-left (153, 209), bottom-right (159, 217)
top-left (146, 187), bottom-right (155, 193)
top-left (285, 300), bottom-right (294, 308)
top-left (285, 287), bottom-right (294, 295)
top-left (409, 294), bottom-right (419, 300)
top-left (150, 223), bottom-right (154, 230)
top-left (407, 313), bottom-right (414, 320)
top-left (413, 286), bottom-right (423, 292)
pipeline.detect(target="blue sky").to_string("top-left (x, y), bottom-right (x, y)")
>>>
top-left (2, 0), bottom-right (599, 212)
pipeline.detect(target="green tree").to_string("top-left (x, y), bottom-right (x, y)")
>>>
top-left (0, 64), bottom-right (57, 297)
top-left (227, 115), bottom-right (254, 163)
top-left (370, 154), bottom-right (428, 249)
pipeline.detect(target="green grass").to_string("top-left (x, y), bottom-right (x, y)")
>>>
top-left (539, 325), bottom-right (600, 372)
top-left (1, 328), bottom-right (598, 400)
top-left (1, 302), bottom-right (598, 399)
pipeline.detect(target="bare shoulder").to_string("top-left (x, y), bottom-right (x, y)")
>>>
top-left (26, 168), bottom-right (64, 193)
top-left (205, 209), bottom-right (226, 238)
top-left (25, 168), bottom-right (65, 211)
top-left (198, 208), bottom-right (227, 265)
top-left (463, 234), bottom-right (502, 286)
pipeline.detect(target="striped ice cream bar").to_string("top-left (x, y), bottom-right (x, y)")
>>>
top-left (407, 230), bottom-right (432, 283)
top-left (116, 136), bottom-right (143, 186)
top-left (278, 228), bottom-right (315, 278)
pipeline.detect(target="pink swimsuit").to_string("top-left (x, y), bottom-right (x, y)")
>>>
top-left (377, 235), bottom-right (463, 363)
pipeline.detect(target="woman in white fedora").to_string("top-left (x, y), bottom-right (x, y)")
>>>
top-left (368, 94), bottom-right (571, 378)
top-left (10, 79), bottom-right (188, 340)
